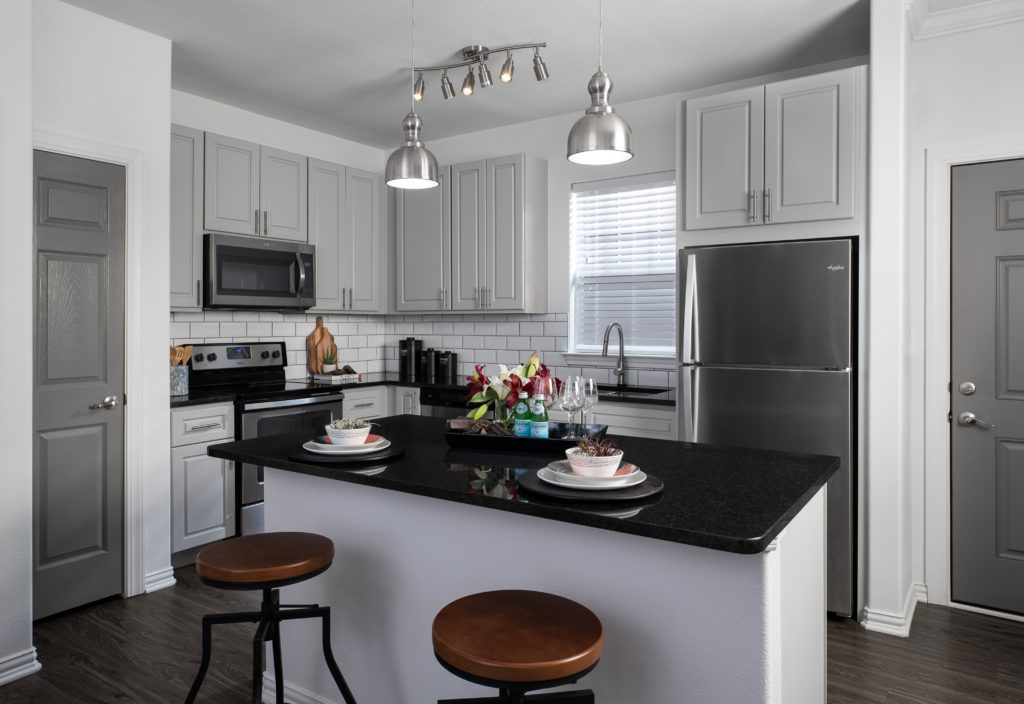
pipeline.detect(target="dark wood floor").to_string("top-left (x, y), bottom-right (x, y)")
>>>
top-left (3, 569), bottom-right (1024, 703)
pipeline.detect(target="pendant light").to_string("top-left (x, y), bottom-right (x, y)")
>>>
top-left (386, 0), bottom-right (439, 189)
top-left (567, 0), bottom-right (633, 165)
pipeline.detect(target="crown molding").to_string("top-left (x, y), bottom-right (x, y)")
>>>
top-left (907, 0), bottom-right (1024, 40)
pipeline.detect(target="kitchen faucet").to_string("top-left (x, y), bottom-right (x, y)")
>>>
top-left (601, 322), bottom-right (626, 388)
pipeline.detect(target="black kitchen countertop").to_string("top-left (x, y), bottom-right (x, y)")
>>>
top-left (206, 414), bottom-right (836, 554)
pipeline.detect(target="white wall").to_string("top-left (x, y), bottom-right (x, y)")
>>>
top-left (172, 91), bottom-right (385, 174)
top-left (907, 16), bottom-right (1024, 606)
top-left (0, 0), bottom-right (40, 686)
top-left (33, 0), bottom-right (174, 593)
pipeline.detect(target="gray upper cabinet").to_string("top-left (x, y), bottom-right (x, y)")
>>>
top-left (170, 124), bottom-right (204, 310)
top-left (308, 160), bottom-right (385, 313)
top-left (684, 66), bottom-right (859, 230)
top-left (685, 85), bottom-right (764, 230)
top-left (451, 160), bottom-right (487, 311)
top-left (205, 132), bottom-right (307, 241)
top-left (394, 168), bottom-right (451, 312)
top-left (393, 154), bottom-right (546, 314)
top-left (347, 168), bottom-right (383, 312)
top-left (261, 146), bottom-right (308, 241)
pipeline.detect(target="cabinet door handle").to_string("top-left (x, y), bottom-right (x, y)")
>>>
top-left (484, 286), bottom-right (490, 308)
top-left (263, 210), bottom-right (269, 235)
top-left (254, 208), bottom-right (259, 235)
top-left (763, 188), bottom-right (772, 223)
top-left (349, 287), bottom-right (353, 310)
top-left (748, 190), bottom-right (756, 222)
top-left (196, 279), bottom-right (201, 306)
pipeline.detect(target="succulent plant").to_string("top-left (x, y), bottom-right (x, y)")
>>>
top-left (575, 437), bottom-right (619, 457)
top-left (322, 349), bottom-right (337, 365)
top-left (328, 418), bottom-right (373, 430)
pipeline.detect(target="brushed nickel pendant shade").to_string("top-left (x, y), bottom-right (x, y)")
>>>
top-left (567, 0), bottom-right (633, 165)
top-left (386, 0), bottom-right (439, 189)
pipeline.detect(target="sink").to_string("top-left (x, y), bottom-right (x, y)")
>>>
top-left (598, 385), bottom-right (670, 396)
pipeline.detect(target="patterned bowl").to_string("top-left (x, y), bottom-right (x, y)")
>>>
top-left (565, 447), bottom-right (624, 477)
top-left (324, 424), bottom-right (371, 446)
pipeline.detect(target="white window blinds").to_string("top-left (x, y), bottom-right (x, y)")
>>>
top-left (570, 174), bottom-right (676, 356)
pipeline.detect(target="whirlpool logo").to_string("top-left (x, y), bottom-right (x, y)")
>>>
top-left (826, 264), bottom-right (845, 272)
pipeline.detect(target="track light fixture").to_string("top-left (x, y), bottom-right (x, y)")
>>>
top-left (412, 72), bottom-right (425, 101)
top-left (411, 43), bottom-right (547, 101)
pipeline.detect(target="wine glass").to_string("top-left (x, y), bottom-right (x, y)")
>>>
top-left (534, 376), bottom-right (557, 406)
top-left (580, 378), bottom-right (598, 433)
top-left (557, 376), bottom-right (583, 439)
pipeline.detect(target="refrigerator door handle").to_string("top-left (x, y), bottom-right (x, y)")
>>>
top-left (679, 365), bottom-right (698, 442)
top-left (680, 252), bottom-right (698, 363)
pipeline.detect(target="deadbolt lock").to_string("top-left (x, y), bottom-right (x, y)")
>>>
top-left (958, 381), bottom-right (977, 396)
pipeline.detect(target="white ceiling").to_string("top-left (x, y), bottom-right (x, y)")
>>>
top-left (59, 0), bottom-right (869, 148)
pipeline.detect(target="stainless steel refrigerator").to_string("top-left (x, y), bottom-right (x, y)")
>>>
top-left (678, 238), bottom-right (856, 617)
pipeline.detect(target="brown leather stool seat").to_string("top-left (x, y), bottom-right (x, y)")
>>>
top-left (185, 532), bottom-right (357, 704)
top-left (432, 590), bottom-right (603, 704)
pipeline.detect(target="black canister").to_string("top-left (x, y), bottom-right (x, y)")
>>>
top-left (438, 351), bottom-right (451, 388)
top-left (447, 351), bottom-right (459, 385)
top-left (398, 339), bottom-right (410, 382)
top-left (425, 349), bottom-right (438, 384)
top-left (412, 339), bottom-right (424, 382)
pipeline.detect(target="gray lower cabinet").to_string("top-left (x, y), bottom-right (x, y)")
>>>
top-left (391, 386), bottom-right (421, 416)
top-left (309, 159), bottom-right (385, 313)
top-left (393, 153), bottom-right (547, 314)
top-left (205, 132), bottom-right (307, 241)
top-left (684, 66), bottom-right (861, 230)
top-left (170, 124), bottom-right (204, 310)
top-left (170, 404), bottom-right (235, 554)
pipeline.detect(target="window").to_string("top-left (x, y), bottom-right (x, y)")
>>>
top-left (570, 173), bottom-right (676, 357)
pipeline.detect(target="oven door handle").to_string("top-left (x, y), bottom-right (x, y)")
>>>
top-left (243, 394), bottom-right (344, 412)
top-left (295, 252), bottom-right (306, 295)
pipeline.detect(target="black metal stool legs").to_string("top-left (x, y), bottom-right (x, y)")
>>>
top-left (185, 590), bottom-right (357, 704)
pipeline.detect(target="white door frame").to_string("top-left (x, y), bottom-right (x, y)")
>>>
top-left (33, 129), bottom-right (148, 598)
top-left (923, 138), bottom-right (1024, 621)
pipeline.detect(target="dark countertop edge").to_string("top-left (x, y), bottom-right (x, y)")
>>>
top-left (204, 441), bottom-right (834, 554)
top-left (170, 393), bottom-right (238, 408)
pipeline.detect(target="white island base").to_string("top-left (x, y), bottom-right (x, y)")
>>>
top-left (260, 468), bottom-right (826, 704)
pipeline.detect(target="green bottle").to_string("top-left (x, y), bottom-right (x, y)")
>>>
top-left (529, 392), bottom-right (549, 439)
top-left (513, 392), bottom-right (532, 437)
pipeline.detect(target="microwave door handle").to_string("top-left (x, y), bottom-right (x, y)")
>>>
top-left (295, 252), bottom-right (306, 295)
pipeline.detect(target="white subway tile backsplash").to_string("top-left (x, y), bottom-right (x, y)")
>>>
top-left (432, 322), bottom-right (454, 335)
top-left (272, 322), bottom-right (296, 337)
top-left (484, 336), bottom-right (507, 349)
top-left (544, 321), bottom-right (569, 337)
top-left (246, 322), bottom-right (273, 337)
top-left (442, 336), bottom-right (463, 348)
top-left (473, 322), bottom-right (497, 335)
top-left (170, 322), bottom-right (190, 338)
top-left (638, 370), bottom-right (670, 387)
top-left (220, 322), bottom-right (247, 337)
top-left (173, 312), bottom-right (205, 322)
top-left (349, 335), bottom-right (368, 348)
top-left (259, 312), bottom-right (284, 321)
top-left (531, 336), bottom-right (555, 351)
top-left (232, 311), bottom-right (260, 321)
top-left (519, 322), bottom-right (543, 335)
top-left (473, 349), bottom-right (497, 364)
top-left (506, 336), bottom-right (531, 349)
top-left (462, 335), bottom-right (484, 348)
top-left (495, 322), bottom-right (520, 335)
top-left (190, 322), bottom-right (220, 338)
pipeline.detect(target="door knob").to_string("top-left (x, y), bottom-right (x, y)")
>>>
top-left (89, 395), bottom-right (119, 410)
top-left (957, 411), bottom-right (994, 429)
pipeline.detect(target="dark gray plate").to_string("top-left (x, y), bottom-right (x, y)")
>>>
top-left (517, 469), bottom-right (663, 502)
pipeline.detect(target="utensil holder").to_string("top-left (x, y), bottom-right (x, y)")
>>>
top-left (170, 366), bottom-right (189, 396)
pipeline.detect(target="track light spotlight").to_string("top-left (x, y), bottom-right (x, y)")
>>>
top-left (532, 49), bottom-right (549, 81)
top-left (500, 51), bottom-right (514, 83)
top-left (478, 62), bottom-right (493, 88)
top-left (413, 72), bottom-right (425, 101)
top-left (441, 70), bottom-right (456, 100)
top-left (461, 67), bottom-right (475, 96)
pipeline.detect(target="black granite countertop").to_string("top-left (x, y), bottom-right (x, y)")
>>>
top-left (206, 415), bottom-right (836, 554)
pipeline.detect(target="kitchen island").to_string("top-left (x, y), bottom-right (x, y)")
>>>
top-left (207, 414), bottom-right (837, 704)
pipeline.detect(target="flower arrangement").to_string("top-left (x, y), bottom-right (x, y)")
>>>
top-left (465, 352), bottom-right (559, 429)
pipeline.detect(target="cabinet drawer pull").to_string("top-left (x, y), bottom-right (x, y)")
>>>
top-left (351, 401), bottom-right (374, 409)
top-left (187, 422), bottom-right (222, 432)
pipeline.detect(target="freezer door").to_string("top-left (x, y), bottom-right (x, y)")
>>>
top-left (678, 239), bottom-right (851, 367)
top-left (680, 365), bottom-right (854, 616)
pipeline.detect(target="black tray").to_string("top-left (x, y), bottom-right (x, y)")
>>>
top-left (289, 445), bottom-right (405, 465)
top-left (444, 423), bottom-right (608, 453)
top-left (517, 469), bottom-right (664, 502)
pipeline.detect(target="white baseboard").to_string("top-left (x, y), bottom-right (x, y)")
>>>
top-left (144, 567), bottom-right (176, 593)
top-left (262, 673), bottom-right (339, 704)
top-left (862, 582), bottom-right (927, 637)
top-left (0, 647), bottom-right (41, 687)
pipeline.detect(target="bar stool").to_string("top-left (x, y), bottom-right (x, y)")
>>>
top-left (184, 532), bottom-right (358, 704)
top-left (432, 590), bottom-right (603, 703)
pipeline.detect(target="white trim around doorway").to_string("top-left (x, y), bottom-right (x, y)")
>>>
top-left (33, 127), bottom-right (151, 599)
top-left (923, 138), bottom-right (1024, 609)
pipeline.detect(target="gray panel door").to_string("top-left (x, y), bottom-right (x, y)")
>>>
top-left (308, 158), bottom-right (347, 311)
top-left (347, 168), bottom-right (382, 311)
top-left (451, 160), bottom-right (486, 311)
top-left (952, 158), bottom-right (1024, 615)
top-left (764, 68), bottom-right (856, 224)
top-left (394, 167), bottom-right (450, 312)
top-left (486, 155), bottom-right (524, 311)
top-left (260, 146), bottom-right (307, 242)
top-left (679, 240), bottom-right (851, 367)
top-left (682, 365), bottom-right (853, 615)
top-left (204, 132), bottom-right (259, 235)
top-left (169, 125), bottom-right (203, 309)
top-left (684, 85), bottom-right (764, 230)
top-left (33, 150), bottom-right (125, 619)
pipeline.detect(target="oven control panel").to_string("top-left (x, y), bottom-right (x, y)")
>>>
top-left (190, 342), bottom-right (285, 371)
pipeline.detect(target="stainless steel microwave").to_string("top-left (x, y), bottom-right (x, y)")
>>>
top-left (203, 233), bottom-right (316, 310)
